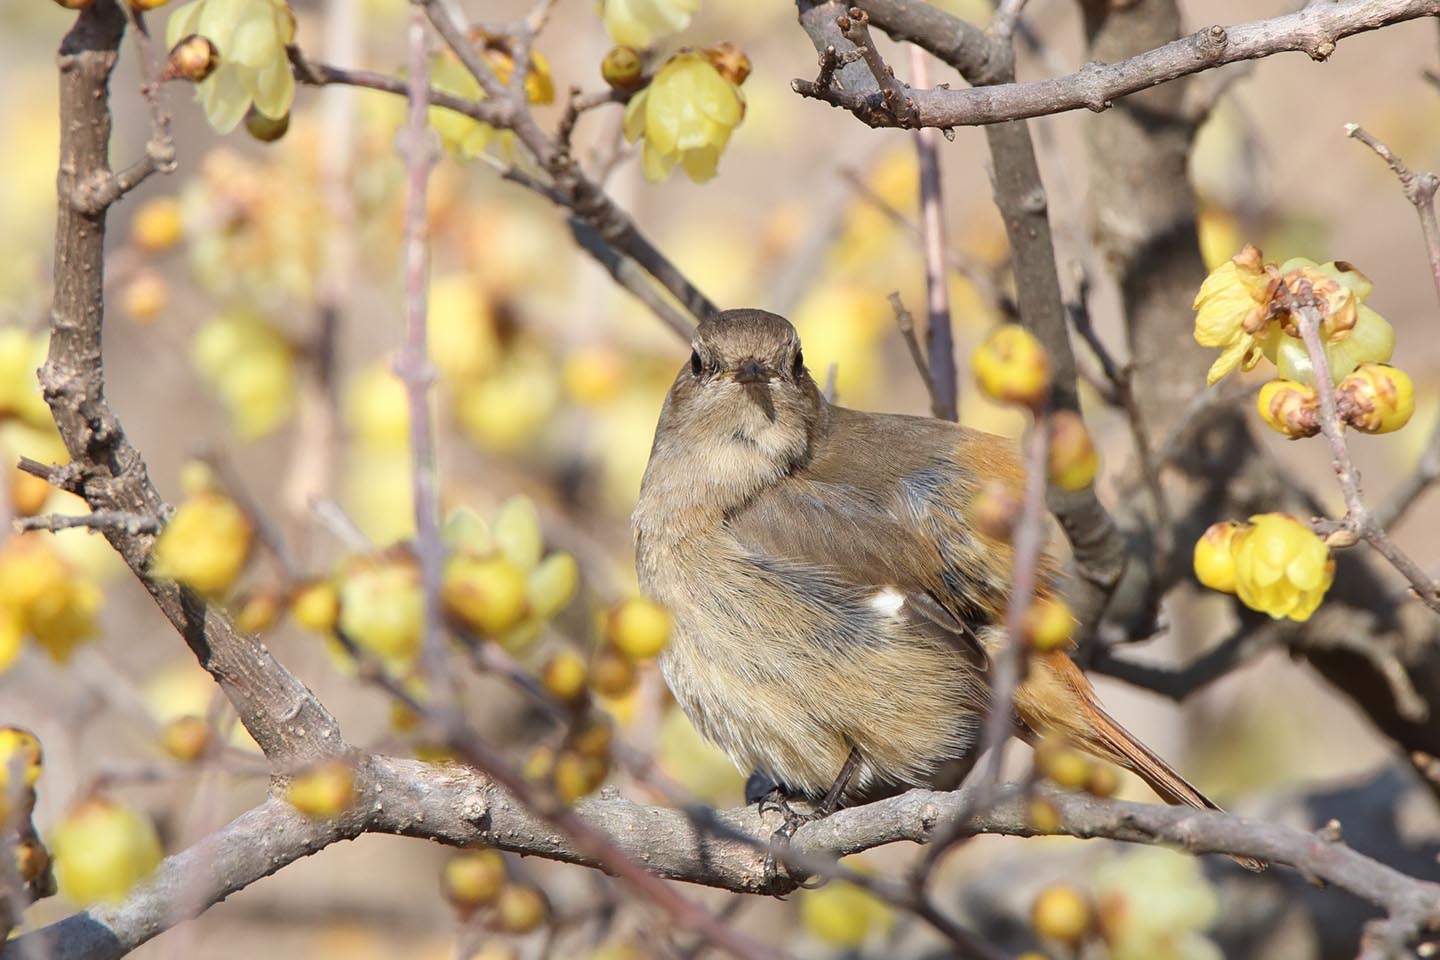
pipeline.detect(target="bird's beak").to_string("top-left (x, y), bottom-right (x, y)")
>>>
top-left (734, 358), bottom-right (771, 384)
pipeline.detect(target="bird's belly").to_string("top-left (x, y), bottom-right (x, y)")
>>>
top-left (658, 618), bottom-right (985, 798)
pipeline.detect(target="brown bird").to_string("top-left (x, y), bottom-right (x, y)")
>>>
top-left (633, 308), bottom-right (1252, 864)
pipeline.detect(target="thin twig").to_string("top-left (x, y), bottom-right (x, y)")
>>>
top-left (909, 45), bottom-right (957, 421)
top-left (1283, 278), bottom-right (1440, 613)
top-left (888, 292), bottom-right (938, 406)
top-left (838, 7), bottom-right (919, 125)
top-left (394, 8), bottom-right (450, 696)
top-left (1346, 124), bottom-right (1440, 533)
top-left (14, 511), bottom-right (159, 536)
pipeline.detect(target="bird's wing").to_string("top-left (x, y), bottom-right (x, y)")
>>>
top-left (725, 473), bottom-right (994, 662)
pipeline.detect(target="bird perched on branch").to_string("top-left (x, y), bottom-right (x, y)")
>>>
top-left (633, 308), bottom-right (1258, 874)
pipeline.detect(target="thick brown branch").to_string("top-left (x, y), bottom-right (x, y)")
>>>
top-left (797, 0), bottom-right (1440, 128)
top-left (47, 0), bottom-right (344, 768)
top-left (12, 765), bottom-right (1440, 959)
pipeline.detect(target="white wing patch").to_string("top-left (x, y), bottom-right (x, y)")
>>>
top-left (868, 587), bottom-right (905, 617)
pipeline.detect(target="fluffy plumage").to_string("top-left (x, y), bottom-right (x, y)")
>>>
top-left (634, 309), bottom-right (1241, 842)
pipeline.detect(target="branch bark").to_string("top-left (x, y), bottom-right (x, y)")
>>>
top-left (11, 763), bottom-right (1440, 959)
top-left (44, 0), bottom-right (344, 769)
top-left (796, 0), bottom-right (1440, 128)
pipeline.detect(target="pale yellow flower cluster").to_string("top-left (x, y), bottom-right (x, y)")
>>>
top-left (623, 51), bottom-right (746, 183)
top-left (166, 0), bottom-right (296, 133)
top-left (1193, 515), bottom-right (1334, 622)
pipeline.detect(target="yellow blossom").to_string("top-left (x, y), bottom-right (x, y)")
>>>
top-left (1261, 259), bottom-right (1394, 386)
top-left (166, 0), bottom-right (296, 134)
top-left (150, 492), bottom-right (254, 597)
top-left (1192, 244), bottom-right (1275, 385)
top-left (971, 323), bottom-right (1051, 407)
top-left (623, 51), bottom-right (746, 183)
top-left (52, 798), bottom-right (163, 906)
top-left (602, 0), bottom-right (698, 48)
top-left (191, 313), bottom-right (296, 439)
top-left (338, 553), bottom-right (423, 665)
top-left (1256, 379), bottom-right (1319, 439)
top-left (1192, 521), bottom-right (1242, 594)
top-left (1231, 513), bottom-right (1333, 622)
top-left (0, 327), bottom-right (53, 431)
top-left (429, 45), bottom-right (554, 158)
top-left (1338, 363), bottom-right (1414, 434)
top-left (0, 533), bottom-right (102, 664)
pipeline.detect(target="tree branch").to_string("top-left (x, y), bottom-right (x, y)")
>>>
top-left (46, 0), bottom-right (344, 768)
top-left (12, 765), bottom-right (1440, 959)
top-left (796, 0), bottom-right (1440, 129)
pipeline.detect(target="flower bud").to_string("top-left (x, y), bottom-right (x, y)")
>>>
top-left (442, 554), bottom-right (528, 636)
top-left (1337, 362), bottom-right (1414, 434)
top-left (970, 479), bottom-right (1020, 542)
top-left (285, 759), bottom-right (356, 818)
top-left (234, 589), bottom-right (283, 634)
top-left (159, 715), bottom-right (212, 763)
top-left (290, 580), bottom-right (340, 634)
top-left (571, 718), bottom-right (613, 760)
top-left (601, 46), bottom-right (644, 91)
top-left (1027, 797), bottom-right (1060, 833)
top-left (495, 884), bottom-right (549, 934)
top-left (150, 492), bottom-right (254, 598)
top-left (551, 749), bottom-right (607, 803)
top-left (1021, 597), bottom-right (1075, 653)
top-left (121, 270), bottom-right (168, 324)
top-left (0, 727), bottom-right (43, 789)
top-left (340, 556), bottom-right (422, 663)
top-left (244, 108), bottom-right (290, 143)
top-left (703, 42), bottom-right (751, 86)
top-left (163, 35), bottom-right (219, 83)
top-left (1193, 520), bottom-right (1243, 594)
top-left (9, 466), bottom-right (52, 518)
top-left (1031, 885), bottom-right (1092, 945)
top-left (590, 646), bottom-right (638, 698)
top-left (1046, 411), bottom-right (1099, 491)
top-left (1256, 379), bottom-right (1319, 439)
top-left (130, 196), bottom-right (185, 252)
top-left (1034, 738), bottom-right (1090, 790)
top-left (540, 650), bottom-right (588, 703)
top-left (442, 849), bottom-right (506, 913)
top-left (970, 324), bottom-right (1051, 408)
top-left (52, 798), bottom-right (162, 905)
top-left (606, 597), bottom-right (671, 660)
top-left (1085, 763), bottom-right (1120, 798)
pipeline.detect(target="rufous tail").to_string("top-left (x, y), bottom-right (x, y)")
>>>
top-left (1020, 653), bottom-right (1266, 872)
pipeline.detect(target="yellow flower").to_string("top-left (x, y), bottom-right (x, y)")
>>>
top-left (602, 0), bottom-right (698, 48)
top-left (1192, 244), bottom-right (1275, 385)
top-left (0, 533), bottom-right (103, 664)
top-left (623, 51), bottom-right (745, 183)
top-left (429, 44), bottom-right (555, 158)
top-left (1262, 259), bottom-right (1394, 386)
top-left (52, 797), bottom-right (164, 906)
top-left (1231, 513), bottom-right (1333, 622)
top-left (191, 313), bottom-right (296, 440)
top-left (970, 323), bottom-right (1051, 407)
top-left (1096, 847), bottom-right (1221, 960)
top-left (1337, 362), bottom-right (1414, 434)
top-left (1255, 379), bottom-right (1319, 439)
top-left (1192, 521), bottom-right (1242, 594)
top-left (149, 492), bottom-right (255, 597)
top-left (166, 0), bottom-right (296, 133)
top-left (0, 326), bottom-right (53, 431)
top-left (337, 553), bottom-right (423, 665)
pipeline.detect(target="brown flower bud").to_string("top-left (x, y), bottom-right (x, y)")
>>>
top-left (163, 35), bottom-right (219, 83)
top-left (601, 46), bottom-right (644, 92)
top-left (703, 42), bottom-right (752, 86)
top-left (1336, 362), bottom-right (1414, 434)
top-left (1256, 379), bottom-right (1320, 439)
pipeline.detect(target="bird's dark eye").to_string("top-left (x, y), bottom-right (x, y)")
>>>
top-left (792, 349), bottom-right (804, 375)
top-left (690, 349), bottom-right (703, 376)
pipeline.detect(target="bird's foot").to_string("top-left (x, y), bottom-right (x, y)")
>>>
top-left (757, 788), bottom-right (830, 895)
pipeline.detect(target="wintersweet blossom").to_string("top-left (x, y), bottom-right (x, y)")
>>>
top-left (166, 0), bottom-right (296, 133)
